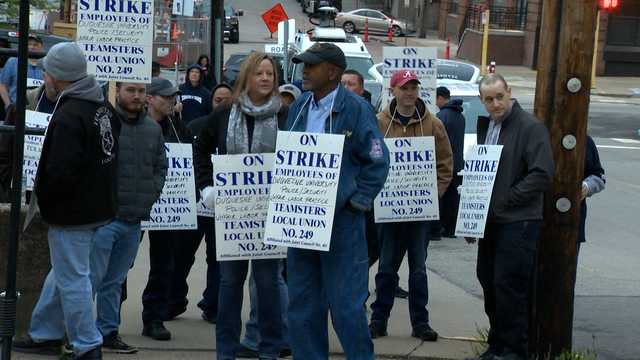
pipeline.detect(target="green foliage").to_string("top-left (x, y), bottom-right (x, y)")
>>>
top-left (2, 0), bottom-right (58, 19)
top-left (554, 350), bottom-right (597, 360)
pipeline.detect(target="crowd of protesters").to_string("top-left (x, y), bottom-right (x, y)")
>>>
top-left (0, 39), bottom-right (605, 360)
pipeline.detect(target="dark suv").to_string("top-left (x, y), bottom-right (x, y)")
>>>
top-left (0, 29), bottom-right (72, 68)
top-left (224, 5), bottom-right (243, 43)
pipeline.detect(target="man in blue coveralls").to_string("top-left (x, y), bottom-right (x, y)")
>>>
top-left (285, 42), bottom-right (390, 360)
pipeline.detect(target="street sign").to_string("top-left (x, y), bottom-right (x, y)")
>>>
top-left (261, 3), bottom-right (289, 34)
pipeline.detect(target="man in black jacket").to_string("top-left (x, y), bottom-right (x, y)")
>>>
top-left (436, 86), bottom-right (465, 237)
top-left (89, 82), bottom-right (167, 353)
top-left (14, 42), bottom-right (119, 360)
top-left (466, 74), bottom-right (554, 360)
top-left (141, 77), bottom-right (200, 339)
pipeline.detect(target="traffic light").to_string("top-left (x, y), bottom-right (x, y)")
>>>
top-left (600, 0), bottom-right (620, 10)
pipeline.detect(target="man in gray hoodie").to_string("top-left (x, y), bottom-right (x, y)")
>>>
top-left (13, 42), bottom-right (119, 360)
top-left (89, 82), bottom-right (167, 353)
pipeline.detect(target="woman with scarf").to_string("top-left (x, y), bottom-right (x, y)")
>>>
top-left (193, 52), bottom-right (287, 360)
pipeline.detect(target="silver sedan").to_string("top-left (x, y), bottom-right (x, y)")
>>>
top-left (335, 9), bottom-right (407, 37)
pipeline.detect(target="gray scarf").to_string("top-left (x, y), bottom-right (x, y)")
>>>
top-left (226, 93), bottom-right (281, 154)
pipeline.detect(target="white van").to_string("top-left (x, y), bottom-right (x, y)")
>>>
top-left (290, 27), bottom-right (381, 107)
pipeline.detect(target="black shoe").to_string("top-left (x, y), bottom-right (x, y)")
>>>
top-left (12, 335), bottom-right (63, 355)
top-left (395, 286), bottom-right (409, 299)
top-left (102, 332), bottom-right (138, 354)
top-left (60, 347), bottom-right (103, 360)
top-left (165, 305), bottom-right (187, 321)
top-left (368, 321), bottom-right (388, 339)
top-left (412, 324), bottom-right (438, 341)
top-left (142, 321), bottom-right (171, 341)
top-left (236, 344), bottom-right (259, 358)
top-left (431, 234), bottom-right (442, 241)
top-left (467, 348), bottom-right (500, 360)
top-left (279, 347), bottom-right (292, 357)
top-left (201, 311), bottom-right (216, 324)
top-left (495, 349), bottom-right (525, 360)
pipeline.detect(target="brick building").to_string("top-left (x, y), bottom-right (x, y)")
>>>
top-left (387, 0), bottom-right (640, 76)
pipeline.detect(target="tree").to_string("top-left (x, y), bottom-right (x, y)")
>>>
top-left (2, 0), bottom-right (57, 20)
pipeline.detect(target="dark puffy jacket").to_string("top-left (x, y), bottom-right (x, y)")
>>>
top-left (35, 76), bottom-right (120, 226)
top-left (179, 64), bottom-right (212, 124)
top-left (477, 100), bottom-right (554, 224)
top-left (437, 99), bottom-right (466, 174)
top-left (115, 106), bottom-right (167, 222)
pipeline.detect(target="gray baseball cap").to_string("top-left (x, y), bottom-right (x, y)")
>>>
top-left (147, 77), bottom-right (180, 96)
top-left (40, 42), bottom-right (87, 82)
top-left (279, 84), bottom-right (302, 100)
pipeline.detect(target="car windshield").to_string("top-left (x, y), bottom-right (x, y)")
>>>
top-left (450, 95), bottom-right (488, 133)
top-left (293, 56), bottom-right (375, 81)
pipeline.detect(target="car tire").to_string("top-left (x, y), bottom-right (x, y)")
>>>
top-left (392, 25), bottom-right (403, 37)
top-left (343, 21), bottom-right (356, 34)
top-left (231, 31), bottom-right (239, 43)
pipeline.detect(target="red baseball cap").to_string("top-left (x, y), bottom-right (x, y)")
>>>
top-left (390, 69), bottom-right (421, 88)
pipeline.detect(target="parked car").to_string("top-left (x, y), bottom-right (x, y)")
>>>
top-left (302, 0), bottom-right (342, 14)
top-left (224, 5), bottom-right (243, 43)
top-left (0, 29), bottom-right (72, 69)
top-left (335, 9), bottom-right (407, 36)
top-left (222, 51), bottom-right (287, 87)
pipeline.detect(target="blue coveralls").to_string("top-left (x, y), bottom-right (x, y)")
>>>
top-left (285, 85), bottom-right (390, 360)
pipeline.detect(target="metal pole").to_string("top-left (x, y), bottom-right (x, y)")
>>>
top-left (1, 0), bottom-right (29, 357)
top-left (209, 0), bottom-right (215, 81)
top-left (591, 9), bottom-right (601, 89)
top-left (283, 20), bottom-right (289, 84)
top-left (214, 18), bottom-right (223, 84)
top-left (480, 9), bottom-right (490, 75)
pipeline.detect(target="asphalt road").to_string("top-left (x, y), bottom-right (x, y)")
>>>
top-left (229, 1), bottom-right (640, 358)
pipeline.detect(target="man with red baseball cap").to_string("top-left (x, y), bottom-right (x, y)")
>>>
top-left (369, 69), bottom-right (453, 342)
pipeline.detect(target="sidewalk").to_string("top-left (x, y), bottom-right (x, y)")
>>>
top-left (9, 236), bottom-right (488, 360)
top-left (371, 34), bottom-right (640, 99)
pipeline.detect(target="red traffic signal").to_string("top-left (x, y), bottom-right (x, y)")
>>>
top-left (600, 0), bottom-right (620, 10)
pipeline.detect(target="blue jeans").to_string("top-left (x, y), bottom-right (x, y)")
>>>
top-left (241, 260), bottom-right (289, 351)
top-left (371, 221), bottom-right (431, 328)
top-left (90, 219), bottom-right (142, 335)
top-left (216, 259), bottom-right (284, 360)
top-left (287, 209), bottom-right (373, 360)
top-left (28, 226), bottom-right (102, 355)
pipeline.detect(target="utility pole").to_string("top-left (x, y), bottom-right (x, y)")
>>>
top-left (210, 0), bottom-right (224, 84)
top-left (418, 0), bottom-right (428, 38)
top-left (530, 0), bottom-right (598, 357)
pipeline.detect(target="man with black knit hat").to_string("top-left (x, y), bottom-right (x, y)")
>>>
top-left (14, 42), bottom-right (119, 360)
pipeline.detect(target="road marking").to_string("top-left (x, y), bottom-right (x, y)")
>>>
top-left (611, 138), bottom-right (640, 144)
top-left (596, 145), bottom-right (640, 150)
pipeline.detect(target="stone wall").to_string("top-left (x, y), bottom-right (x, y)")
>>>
top-left (0, 204), bottom-right (50, 337)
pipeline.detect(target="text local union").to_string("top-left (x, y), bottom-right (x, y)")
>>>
top-left (79, 0), bottom-right (152, 14)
